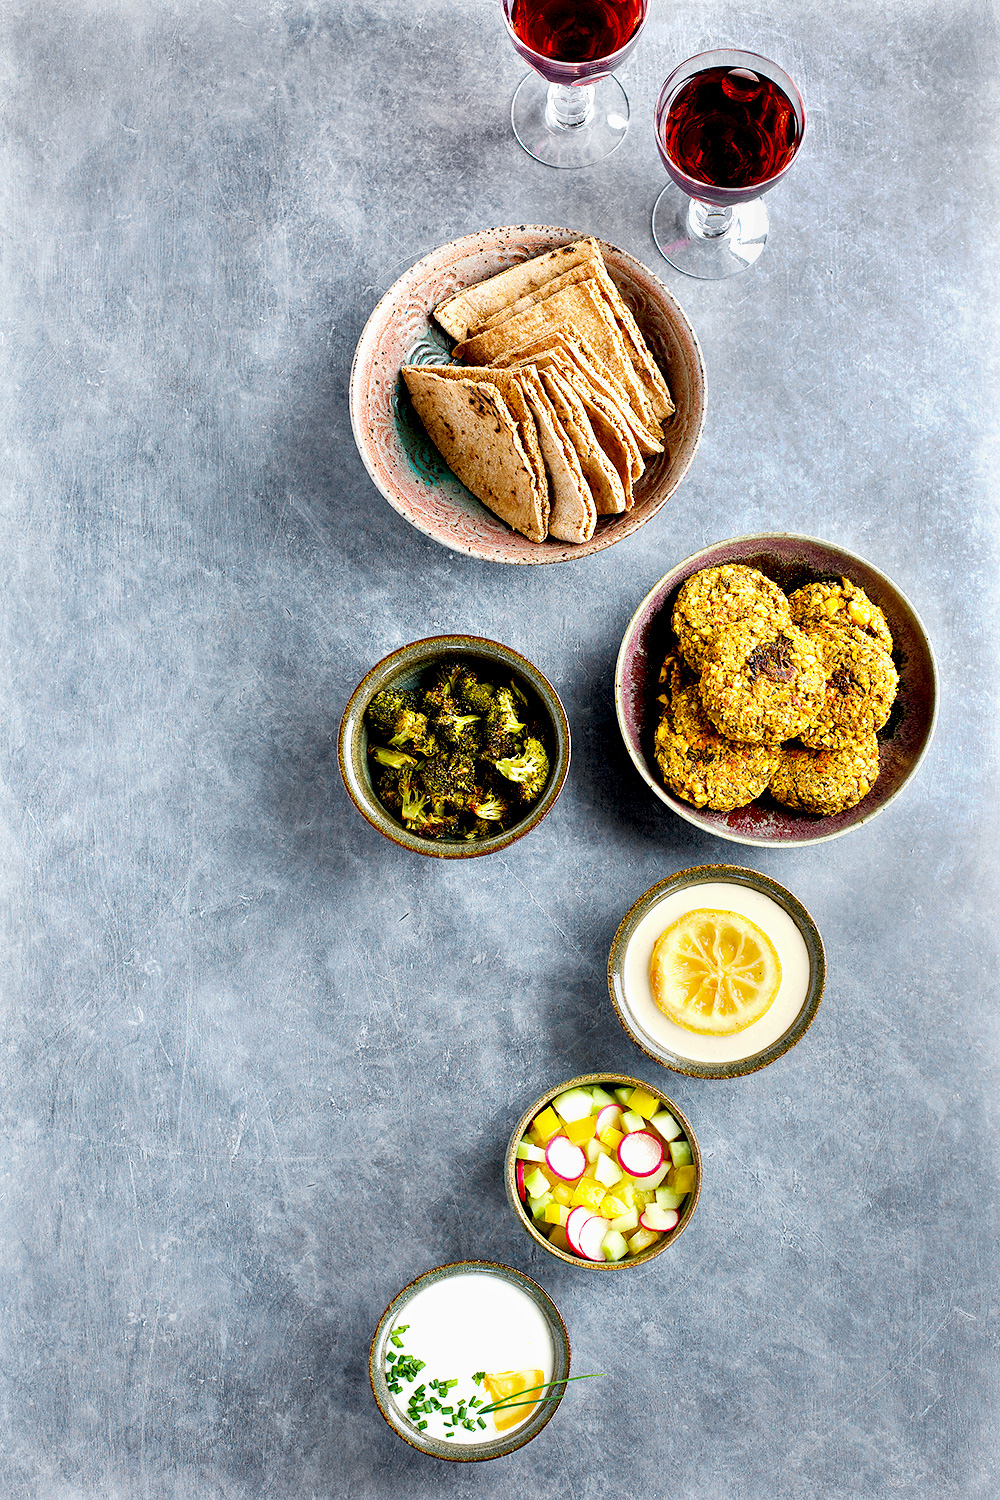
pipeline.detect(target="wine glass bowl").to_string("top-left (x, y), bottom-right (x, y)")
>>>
top-left (501, 0), bottom-right (649, 167)
top-left (651, 50), bottom-right (805, 278)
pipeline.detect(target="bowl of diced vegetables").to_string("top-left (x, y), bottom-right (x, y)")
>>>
top-left (339, 635), bottom-right (571, 858)
top-left (504, 1072), bottom-right (701, 1269)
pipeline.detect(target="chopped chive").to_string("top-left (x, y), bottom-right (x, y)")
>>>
top-left (446, 1431), bottom-right (455, 1438)
top-left (477, 1417), bottom-right (487, 1429)
top-left (417, 1421), bottom-right (427, 1431)
top-left (472, 1371), bottom-right (485, 1385)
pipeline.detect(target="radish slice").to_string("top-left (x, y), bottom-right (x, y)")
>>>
top-left (565, 1207), bottom-right (592, 1256)
top-left (594, 1104), bottom-right (621, 1136)
top-left (617, 1130), bottom-right (664, 1178)
top-left (640, 1206), bottom-right (679, 1232)
top-left (545, 1135), bottom-right (586, 1182)
top-left (516, 1160), bottom-right (527, 1202)
top-left (577, 1216), bottom-right (612, 1262)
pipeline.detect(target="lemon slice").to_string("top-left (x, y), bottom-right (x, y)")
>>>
top-left (649, 909), bottom-right (781, 1036)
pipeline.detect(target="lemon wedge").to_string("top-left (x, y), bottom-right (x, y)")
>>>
top-left (484, 1368), bottom-right (545, 1432)
top-left (649, 909), bottom-right (781, 1036)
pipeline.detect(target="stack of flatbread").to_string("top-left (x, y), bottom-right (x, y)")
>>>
top-left (401, 238), bottom-right (674, 545)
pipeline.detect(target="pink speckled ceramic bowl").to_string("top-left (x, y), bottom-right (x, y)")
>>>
top-left (615, 534), bottom-right (938, 846)
top-left (349, 225), bottom-right (706, 564)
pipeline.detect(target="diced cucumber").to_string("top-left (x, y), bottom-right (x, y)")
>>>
top-left (528, 1190), bottom-right (553, 1217)
top-left (655, 1187), bottom-right (686, 1211)
top-left (640, 1161), bottom-right (670, 1191)
top-left (585, 1137), bottom-right (605, 1165)
top-left (601, 1229), bottom-right (629, 1262)
top-left (516, 1142), bottom-right (546, 1162)
top-left (594, 1152), bottom-right (622, 1189)
top-left (613, 1086), bottom-right (634, 1108)
top-left (610, 1208), bottom-right (639, 1233)
top-left (523, 1167), bottom-right (550, 1199)
top-left (553, 1088), bottom-right (595, 1123)
top-left (621, 1110), bottom-right (646, 1133)
top-left (668, 1139), bottom-right (693, 1167)
top-left (650, 1110), bottom-right (682, 1141)
top-left (589, 1085), bottom-right (616, 1110)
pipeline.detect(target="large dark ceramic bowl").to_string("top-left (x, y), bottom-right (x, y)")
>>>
top-left (504, 1072), bottom-right (701, 1270)
top-left (350, 224), bottom-right (706, 563)
top-left (369, 1260), bottom-right (571, 1461)
top-left (615, 533), bottom-right (938, 847)
top-left (339, 635), bottom-right (570, 858)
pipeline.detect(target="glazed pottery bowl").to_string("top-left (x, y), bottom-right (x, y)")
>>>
top-left (350, 224), bottom-right (706, 563)
top-left (615, 532), bottom-right (938, 846)
top-left (608, 865), bottom-right (826, 1079)
top-left (339, 635), bottom-right (570, 858)
top-left (369, 1260), bottom-right (571, 1461)
top-left (504, 1072), bottom-right (701, 1269)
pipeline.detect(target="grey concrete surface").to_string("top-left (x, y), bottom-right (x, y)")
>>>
top-left (1, 1), bottom-right (997, 1497)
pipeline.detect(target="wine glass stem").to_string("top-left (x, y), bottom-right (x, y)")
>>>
top-left (545, 82), bottom-right (596, 131)
top-left (690, 199), bottom-right (735, 240)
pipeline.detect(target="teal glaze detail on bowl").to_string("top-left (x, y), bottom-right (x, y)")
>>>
top-left (392, 379), bottom-right (455, 489)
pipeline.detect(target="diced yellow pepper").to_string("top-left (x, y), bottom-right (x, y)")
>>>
top-left (627, 1227), bottom-right (660, 1254)
top-left (634, 1188), bottom-right (655, 1208)
top-left (615, 1179), bottom-right (637, 1209)
top-left (551, 1182), bottom-right (573, 1207)
top-left (565, 1114), bottom-right (598, 1146)
top-left (599, 1125), bottom-right (624, 1150)
top-left (667, 1163), bottom-right (697, 1194)
top-left (571, 1177), bottom-right (607, 1212)
top-left (548, 1224), bottom-right (571, 1253)
top-left (543, 1202), bottom-right (569, 1226)
top-left (600, 1193), bottom-right (629, 1218)
top-left (531, 1107), bottom-right (561, 1145)
top-left (629, 1086), bottom-right (660, 1119)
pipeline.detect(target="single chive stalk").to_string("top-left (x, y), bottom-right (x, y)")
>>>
top-left (479, 1372), bottom-right (606, 1415)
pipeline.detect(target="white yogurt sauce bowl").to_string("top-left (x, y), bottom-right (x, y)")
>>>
top-left (608, 865), bottom-right (825, 1079)
top-left (369, 1261), bottom-right (571, 1461)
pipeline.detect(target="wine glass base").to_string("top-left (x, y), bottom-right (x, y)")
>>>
top-left (511, 73), bottom-right (630, 168)
top-left (651, 183), bottom-right (769, 279)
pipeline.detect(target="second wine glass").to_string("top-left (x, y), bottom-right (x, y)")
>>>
top-left (502, 0), bottom-right (649, 168)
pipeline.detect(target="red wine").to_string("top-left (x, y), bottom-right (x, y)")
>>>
top-left (509, 0), bottom-right (644, 62)
top-left (662, 66), bottom-right (800, 189)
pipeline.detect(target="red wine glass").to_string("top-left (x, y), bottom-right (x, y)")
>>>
top-left (502, 0), bottom-right (649, 168)
top-left (652, 50), bottom-right (805, 278)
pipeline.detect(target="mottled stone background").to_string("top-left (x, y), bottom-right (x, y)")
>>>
top-left (0, 1), bottom-right (997, 1496)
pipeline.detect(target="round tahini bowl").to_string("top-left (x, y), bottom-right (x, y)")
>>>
top-left (615, 533), bottom-right (938, 846)
top-left (339, 634), bottom-right (570, 858)
top-left (349, 224), bottom-right (706, 563)
top-left (504, 1072), bottom-right (701, 1269)
top-left (369, 1260), bottom-right (571, 1461)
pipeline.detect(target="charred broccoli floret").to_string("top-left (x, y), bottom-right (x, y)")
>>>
top-left (431, 699), bottom-right (482, 749)
top-left (468, 787), bottom-right (513, 823)
top-left (370, 745), bottom-right (419, 771)
top-left (367, 688), bottom-right (420, 737)
top-left (483, 687), bottom-right (526, 762)
top-left (420, 751), bottom-right (478, 807)
top-left (495, 736), bottom-right (550, 803)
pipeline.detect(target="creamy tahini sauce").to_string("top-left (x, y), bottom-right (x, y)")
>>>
top-left (621, 881), bottom-right (812, 1064)
top-left (387, 1273), bottom-right (554, 1444)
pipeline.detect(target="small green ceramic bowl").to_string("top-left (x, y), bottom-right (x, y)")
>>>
top-left (607, 865), bottom-right (826, 1079)
top-left (504, 1072), bottom-right (701, 1270)
top-left (369, 1260), bottom-right (571, 1462)
top-left (339, 635), bottom-right (570, 858)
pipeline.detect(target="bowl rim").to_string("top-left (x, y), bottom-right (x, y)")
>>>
top-left (606, 863), bottom-right (826, 1078)
top-left (349, 223), bottom-right (708, 565)
top-left (368, 1258), bottom-right (571, 1462)
top-left (503, 1071), bottom-right (702, 1268)
top-left (614, 530), bottom-right (939, 847)
top-left (338, 633), bottom-right (571, 858)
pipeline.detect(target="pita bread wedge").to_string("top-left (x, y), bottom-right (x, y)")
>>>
top-left (547, 357), bottom-right (641, 507)
top-left (497, 329), bottom-right (664, 457)
top-left (406, 363), bottom-right (594, 544)
top-left (401, 366), bottom-right (548, 543)
top-left (539, 366), bottom-right (626, 517)
top-left (511, 367), bottom-right (596, 544)
top-left (480, 258), bottom-right (674, 423)
top-left (455, 281), bottom-right (656, 434)
top-left (434, 239), bottom-right (602, 342)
